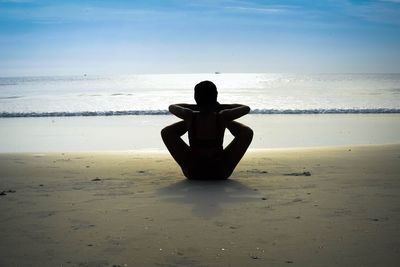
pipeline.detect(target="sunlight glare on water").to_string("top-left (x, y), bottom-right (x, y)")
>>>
top-left (0, 73), bottom-right (399, 116)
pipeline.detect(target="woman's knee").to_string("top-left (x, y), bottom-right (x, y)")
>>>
top-left (161, 124), bottom-right (177, 137)
top-left (244, 126), bottom-right (253, 138)
top-left (160, 126), bottom-right (169, 140)
top-left (240, 126), bottom-right (253, 142)
top-left (227, 121), bottom-right (253, 138)
top-left (161, 126), bottom-right (177, 144)
top-left (161, 121), bottom-right (186, 139)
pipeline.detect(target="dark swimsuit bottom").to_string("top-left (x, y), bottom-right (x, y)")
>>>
top-left (183, 113), bottom-right (228, 180)
top-left (183, 147), bottom-right (226, 180)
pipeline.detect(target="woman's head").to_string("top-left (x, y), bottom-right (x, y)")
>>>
top-left (194, 80), bottom-right (218, 108)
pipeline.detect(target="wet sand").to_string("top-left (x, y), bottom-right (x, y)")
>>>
top-left (0, 145), bottom-right (399, 266)
top-left (1, 114), bottom-right (400, 152)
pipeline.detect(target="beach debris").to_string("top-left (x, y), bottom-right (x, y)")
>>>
top-left (246, 169), bottom-right (268, 174)
top-left (137, 170), bottom-right (146, 173)
top-left (91, 177), bottom-right (101, 181)
top-left (284, 171), bottom-right (311, 176)
top-left (286, 260), bottom-right (294, 263)
top-left (261, 197), bottom-right (267, 200)
top-left (86, 165), bottom-right (90, 168)
top-left (1, 189), bottom-right (16, 196)
top-left (39, 184), bottom-right (44, 187)
top-left (214, 221), bottom-right (224, 227)
top-left (144, 217), bottom-right (154, 222)
top-left (250, 255), bottom-right (259, 260)
top-left (295, 216), bottom-right (301, 219)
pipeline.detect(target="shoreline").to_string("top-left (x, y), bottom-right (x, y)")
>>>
top-left (0, 142), bottom-right (399, 155)
top-left (1, 114), bottom-right (400, 153)
top-left (1, 144), bottom-right (399, 266)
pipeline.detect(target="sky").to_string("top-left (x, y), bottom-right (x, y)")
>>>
top-left (0, 0), bottom-right (400, 76)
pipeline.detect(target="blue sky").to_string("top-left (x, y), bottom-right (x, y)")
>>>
top-left (0, 0), bottom-right (400, 75)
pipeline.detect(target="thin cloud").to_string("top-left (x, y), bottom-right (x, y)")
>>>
top-left (224, 4), bottom-right (298, 15)
top-left (344, 0), bottom-right (400, 26)
top-left (380, 0), bottom-right (400, 3)
top-left (0, 5), bottom-right (179, 23)
top-left (0, 0), bottom-right (34, 2)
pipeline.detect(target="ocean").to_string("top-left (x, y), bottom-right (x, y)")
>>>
top-left (1, 73), bottom-right (400, 152)
top-left (1, 73), bottom-right (400, 117)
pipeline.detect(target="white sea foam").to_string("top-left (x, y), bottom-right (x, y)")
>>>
top-left (1, 73), bottom-right (399, 117)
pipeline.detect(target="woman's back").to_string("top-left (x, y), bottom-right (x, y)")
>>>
top-left (184, 111), bottom-right (227, 179)
top-left (188, 111), bottom-right (225, 151)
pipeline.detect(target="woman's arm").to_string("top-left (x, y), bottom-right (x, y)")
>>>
top-left (174, 103), bottom-right (198, 111)
top-left (219, 104), bottom-right (250, 122)
top-left (168, 104), bottom-right (193, 120)
top-left (217, 104), bottom-right (243, 110)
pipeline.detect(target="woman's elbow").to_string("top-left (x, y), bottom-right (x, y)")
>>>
top-left (168, 105), bottom-right (175, 113)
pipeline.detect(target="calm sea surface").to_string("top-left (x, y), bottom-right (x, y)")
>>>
top-left (1, 73), bottom-right (399, 117)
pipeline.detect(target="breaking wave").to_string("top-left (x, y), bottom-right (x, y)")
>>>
top-left (1, 108), bottom-right (400, 117)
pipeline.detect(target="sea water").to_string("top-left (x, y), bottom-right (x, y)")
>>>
top-left (1, 73), bottom-right (400, 116)
top-left (1, 73), bottom-right (400, 152)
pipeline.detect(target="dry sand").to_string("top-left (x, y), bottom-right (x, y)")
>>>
top-left (0, 145), bottom-right (399, 266)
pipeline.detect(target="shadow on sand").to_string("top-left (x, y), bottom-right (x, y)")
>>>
top-left (158, 179), bottom-right (260, 219)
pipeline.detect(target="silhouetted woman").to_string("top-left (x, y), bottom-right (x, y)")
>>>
top-left (161, 81), bottom-right (253, 179)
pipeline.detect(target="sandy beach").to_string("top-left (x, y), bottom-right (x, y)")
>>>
top-left (0, 144), bottom-right (399, 266)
